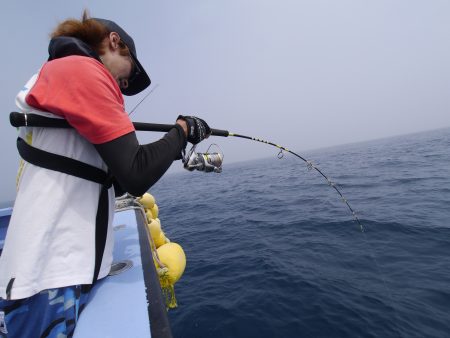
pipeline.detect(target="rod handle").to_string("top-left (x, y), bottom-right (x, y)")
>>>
top-left (10, 112), bottom-right (230, 137)
top-left (10, 111), bottom-right (70, 128)
top-left (133, 122), bottom-right (229, 136)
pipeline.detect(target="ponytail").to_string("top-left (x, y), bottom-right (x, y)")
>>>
top-left (51, 10), bottom-right (119, 56)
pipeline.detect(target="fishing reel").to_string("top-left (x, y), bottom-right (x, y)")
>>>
top-left (182, 144), bottom-right (224, 173)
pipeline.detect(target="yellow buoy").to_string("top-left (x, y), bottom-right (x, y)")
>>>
top-left (157, 243), bottom-right (186, 285)
top-left (139, 193), bottom-right (155, 209)
top-left (142, 193), bottom-right (186, 309)
top-left (147, 218), bottom-right (161, 239)
top-left (156, 242), bottom-right (186, 308)
top-left (150, 204), bottom-right (159, 219)
top-left (145, 210), bottom-right (153, 222)
top-left (147, 219), bottom-right (166, 248)
top-left (154, 232), bottom-right (167, 248)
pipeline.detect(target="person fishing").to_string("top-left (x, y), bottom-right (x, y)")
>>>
top-left (0, 10), bottom-right (210, 337)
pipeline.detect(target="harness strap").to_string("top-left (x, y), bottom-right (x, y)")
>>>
top-left (17, 137), bottom-right (113, 285)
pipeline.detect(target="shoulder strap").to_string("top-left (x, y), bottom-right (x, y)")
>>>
top-left (17, 137), bottom-right (109, 185)
top-left (17, 137), bottom-right (112, 286)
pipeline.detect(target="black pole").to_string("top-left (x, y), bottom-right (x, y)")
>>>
top-left (10, 112), bottom-right (229, 137)
top-left (133, 122), bottom-right (229, 137)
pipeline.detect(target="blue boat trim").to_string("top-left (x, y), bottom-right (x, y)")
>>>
top-left (135, 210), bottom-right (173, 338)
top-left (0, 208), bottom-right (12, 218)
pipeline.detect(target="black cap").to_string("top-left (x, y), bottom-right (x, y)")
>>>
top-left (94, 18), bottom-right (151, 96)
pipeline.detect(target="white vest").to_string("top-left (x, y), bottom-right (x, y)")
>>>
top-left (0, 74), bottom-right (115, 300)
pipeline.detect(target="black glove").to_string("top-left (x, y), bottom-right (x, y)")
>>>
top-left (177, 115), bottom-right (211, 145)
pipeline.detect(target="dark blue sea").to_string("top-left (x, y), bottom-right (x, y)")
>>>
top-left (152, 127), bottom-right (450, 338)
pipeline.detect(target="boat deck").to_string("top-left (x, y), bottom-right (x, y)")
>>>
top-left (0, 201), bottom-right (172, 338)
top-left (75, 209), bottom-right (153, 337)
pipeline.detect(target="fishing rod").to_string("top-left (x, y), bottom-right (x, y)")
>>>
top-left (10, 112), bottom-right (364, 231)
top-left (137, 121), bottom-right (364, 231)
top-left (228, 134), bottom-right (364, 232)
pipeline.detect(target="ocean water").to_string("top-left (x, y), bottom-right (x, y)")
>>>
top-left (152, 128), bottom-right (450, 338)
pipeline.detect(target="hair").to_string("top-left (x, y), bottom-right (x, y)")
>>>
top-left (51, 9), bottom-right (130, 56)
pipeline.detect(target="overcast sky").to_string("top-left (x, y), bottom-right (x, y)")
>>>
top-left (1, 0), bottom-right (449, 204)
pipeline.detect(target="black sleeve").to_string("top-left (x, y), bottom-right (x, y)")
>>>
top-left (94, 124), bottom-right (187, 197)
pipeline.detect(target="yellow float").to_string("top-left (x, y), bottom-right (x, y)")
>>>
top-left (147, 218), bottom-right (161, 238)
top-left (145, 210), bottom-right (153, 222)
top-left (154, 231), bottom-right (168, 248)
top-left (139, 193), bottom-right (155, 209)
top-left (150, 204), bottom-right (159, 219)
top-left (139, 193), bottom-right (186, 309)
top-left (156, 243), bottom-right (186, 308)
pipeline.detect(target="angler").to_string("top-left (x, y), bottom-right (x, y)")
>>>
top-left (0, 11), bottom-right (211, 337)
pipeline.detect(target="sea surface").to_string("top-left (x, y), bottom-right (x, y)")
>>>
top-left (153, 128), bottom-right (450, 338)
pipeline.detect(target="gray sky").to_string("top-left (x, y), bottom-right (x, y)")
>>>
top-left (1, 0), bottom-right (450, 204)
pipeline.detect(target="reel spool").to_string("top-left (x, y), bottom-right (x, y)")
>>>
top-left (183, 144), bottom-right (224, 173)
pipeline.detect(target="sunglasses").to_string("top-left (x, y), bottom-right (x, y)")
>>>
top-left (128, 54), bottom-right (141, 84)
top-left (120, 39), bottom-right (141, 83)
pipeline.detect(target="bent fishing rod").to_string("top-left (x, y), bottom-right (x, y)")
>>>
top-left (10, 112), bottom-right (364, 231)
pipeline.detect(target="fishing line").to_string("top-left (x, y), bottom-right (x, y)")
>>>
top-left (359, 230), bottom-right (405, 338)
top-left (128, 84), bottom-right (159, 116)
top-left (228, 133), bottom-right (365, 232)
top-left (186, 129), bottom-right (404, 335)
top-left (227, 133), bottom-right (406, 336)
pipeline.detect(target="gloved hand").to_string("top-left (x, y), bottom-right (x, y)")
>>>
top-left (177, 115), bottom-right (211, 144)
